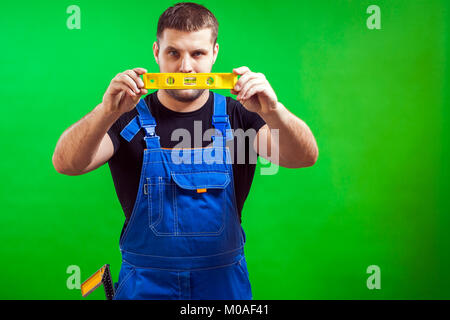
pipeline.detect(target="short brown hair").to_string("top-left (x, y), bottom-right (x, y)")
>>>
top-left (157, 2), bottom-right (219, 45)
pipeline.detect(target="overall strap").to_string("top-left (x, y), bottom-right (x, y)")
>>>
top-left (212, 93), bottom-right (233, 142)
top-left (119, 99), bottom-right (160, 149)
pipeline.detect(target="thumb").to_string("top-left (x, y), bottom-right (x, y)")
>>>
top-left (233, 66), bottom-right (250, 75)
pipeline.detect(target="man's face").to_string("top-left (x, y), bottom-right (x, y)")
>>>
top-left (153, 28), bottom-right (219, 102)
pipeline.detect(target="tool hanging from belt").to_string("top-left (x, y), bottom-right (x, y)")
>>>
top-left (81, 264), bottom-right (115, 300)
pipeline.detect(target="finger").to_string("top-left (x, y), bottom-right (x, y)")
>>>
top-left (237, 78), bottom-right (266, 100)
top-left (118, 74), bottom-right (140, 94)
top-left (133, 67), bottom-right (148, 75)
top-left (124, 70), bottom-right (145, 88)
top-left (126, 88), bottom-right (137, 97)
top-left (233, 66), bottom-right (251, 76)
top-left (109, 80), bottom-right (134, 96)
top-left (234, 72), bottom-right (260, 92)
top-left (241, 83), bottom-right (267, 101)
top-left (230, 89), bottom-right (239, 95)
top-left (238, 79), bottom-right (265, 101)
top-left (137, 88), bottom-right (148, 96)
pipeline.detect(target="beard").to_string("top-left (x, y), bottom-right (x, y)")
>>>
top-left (165, 88), bottom-right (206, 102)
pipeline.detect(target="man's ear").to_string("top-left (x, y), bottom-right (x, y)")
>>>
top-left (153, 41), bottom-right (159, 64)
top-left (212, 42), bottom-right (219, 65)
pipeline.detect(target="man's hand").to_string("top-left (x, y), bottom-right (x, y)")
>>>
top-left (102, 67), bottom-right (148, 116)
top-left (52, 68), bottom-right (149, 176)
top-left (232, 66), bottom-right (318, 168)
top-left (231, 66), bottom-right (279, 115)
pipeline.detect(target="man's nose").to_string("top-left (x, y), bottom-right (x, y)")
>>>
top-left (179, 56), bottom-right (193, 73)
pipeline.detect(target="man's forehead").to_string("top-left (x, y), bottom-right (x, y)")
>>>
top-left (160, 28), bottom-right (213, 48)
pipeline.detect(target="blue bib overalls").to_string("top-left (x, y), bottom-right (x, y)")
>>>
top-left (113, 93), bottom-right (252, 300)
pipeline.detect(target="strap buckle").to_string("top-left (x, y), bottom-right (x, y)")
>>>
top-left (212, 115), bottom-right (229, 124)
top-left (138, 115), bottom-right (156, 137)
top-left (144, 125), bottom-right (156, 137)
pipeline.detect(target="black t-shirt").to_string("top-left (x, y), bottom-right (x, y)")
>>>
top-left (107, 90), bottom-right (266, 237)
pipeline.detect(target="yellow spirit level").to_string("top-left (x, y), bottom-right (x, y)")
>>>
top-left (81, 264), bottom-right (115, 300)
top-left (143, 73), bottom-right (238, 89)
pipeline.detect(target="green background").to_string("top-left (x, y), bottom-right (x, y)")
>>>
top-left (0, 0), bottom-right (448, 299)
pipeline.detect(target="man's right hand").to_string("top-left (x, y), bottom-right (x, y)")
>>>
top-left (102, 67), bottom-right (148, 116)
top-left (52, 67), bottom-right (149, 175)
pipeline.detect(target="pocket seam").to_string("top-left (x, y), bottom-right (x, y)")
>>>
top-left (147, 173), bottom-right (227, 236)
top-left (147, 178), bottom-right (166, 231)
top-left (171, 171), bottom-right (230, 190)
top-left (174, 183), bottom-right (226, 236)
top-left (114, 266), bottom-right (136, 299)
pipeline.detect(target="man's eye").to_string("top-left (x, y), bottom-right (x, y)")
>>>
top-left (169, 51), bottom-right (178, 56)
top-left (193, 52), bottom-right (203, 56)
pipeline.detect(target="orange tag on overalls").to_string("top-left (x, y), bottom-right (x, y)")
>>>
top-left (197, 188), bottom-right (207, 193)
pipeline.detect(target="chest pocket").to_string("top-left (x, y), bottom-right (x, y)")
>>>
top-left (147, 171), bottom-right (231, 236)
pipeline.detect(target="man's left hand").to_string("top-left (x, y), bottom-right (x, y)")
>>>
top-left (231, 66), bottom-right (279, 115)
